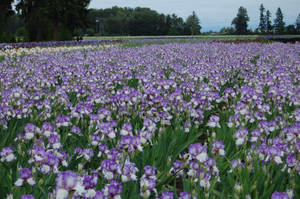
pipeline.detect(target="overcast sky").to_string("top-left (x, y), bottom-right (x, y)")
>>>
top-left (89, 0), bottom-right (300, 32)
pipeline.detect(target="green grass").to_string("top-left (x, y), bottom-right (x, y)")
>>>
top-left (84, 35), bottom-right (259, 41)
top-left (0, 55), bottom-right (5, 62)
top-left (85, 34), bottom-right (300, 48)
top-left (120, 39), bottom-right (193, 48)
top-left (84, 35), bottom-right (300, 41)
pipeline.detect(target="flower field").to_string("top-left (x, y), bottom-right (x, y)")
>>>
top-left (0, 41), bottom-right (300, 199)
top-left (0, 40), bottom-right (120, 50)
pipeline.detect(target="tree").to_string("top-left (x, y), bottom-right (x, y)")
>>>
top-left (258, 4), bottom-right (266, 33)
top-left (0, 0), bottom-right (14, 28)
top-left (219, 27), bottom-right (235, 35)
top-left (128, 7), bottom-right (161, 35)
top-left (184, 11), bottom-right (201, 35)
top-left (285, 24), bottom-right (296, 34)
top-left (157, 14), bottom-right (170, 35)
top-left (232, 6), bottom-right (249, 35)
top-left (266, 10), bottom-right (272, 34)
top-left (86, 7), bottom-right (184, 36)
top-left (296, 14), bottom-right (300, 33)
top-left (273, 7), bottom-right (285, 34)
top-left (0, 0), bottom-right (15, 42)
top-left (16, 0), bottom-right (91, 41)
top-left (168, 14), bottom-right (185, 35)
top-left (16, 0), bottom-right (49, 41)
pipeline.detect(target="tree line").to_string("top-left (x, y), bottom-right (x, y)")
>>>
top-left (1, 1), bottom-right (300, 42)
top-left (86, 7), bottom-right (201, 36)
top-left (230, 4), bottom-right (300, 35)
top-left (0, 1), bottom-right (201, 42)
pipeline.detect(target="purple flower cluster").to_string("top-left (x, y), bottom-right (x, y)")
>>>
top-left (14, 168), bottom-right (36, 187)
top-left (0, 41), bottom-right (299, 198)
top-left (0, 146), bottom-right (16, 162)
top-left (140, 166), bottom-right (157, 198)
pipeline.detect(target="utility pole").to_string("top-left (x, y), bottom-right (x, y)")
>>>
top-left (99, 18), bottom-right (104, 36)
top-left (95, 19), bottom-right (99, 34)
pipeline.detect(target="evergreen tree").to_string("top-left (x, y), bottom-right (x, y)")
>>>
top-left (266, 10), bottom-right (272, 33)
top-left (258, 4), bottom-right (266, 33)
top-left (169, 14), bottom-right (185, 35)
top-left (273, 7), bottom-right (285, 34)
top-left (232, 6), bottom-right (249, 35)
top-left (185, 11), bottom-right (201, 35)
top-left (296, 14), bottom-right (300, 33)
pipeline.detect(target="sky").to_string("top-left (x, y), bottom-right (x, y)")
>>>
top-left (88, 0), bottom-right (300, 32)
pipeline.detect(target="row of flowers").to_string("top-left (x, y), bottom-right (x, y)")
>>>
top-left (0, 40), bottom-right (124, 50)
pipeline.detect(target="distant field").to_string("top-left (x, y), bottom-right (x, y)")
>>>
top-left (84, 35), bottom-right (300, 41)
